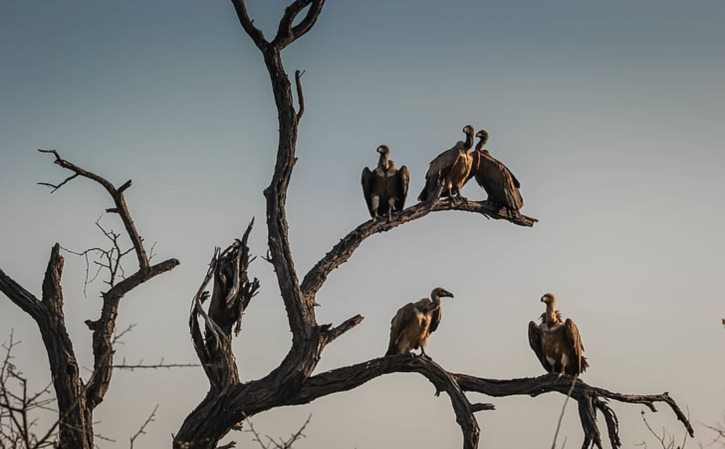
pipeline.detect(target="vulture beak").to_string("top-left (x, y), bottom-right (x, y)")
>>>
top-left (443, 290), bottom-right (454, 299)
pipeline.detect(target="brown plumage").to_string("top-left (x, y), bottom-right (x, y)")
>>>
top-left (361, 145), bottom-right (410, 220)
top-left (528, 293), bottom-right (588, 376)
top-left (386, 288), bottom-right (454, 356)
top-left (418, 125), bottom-right (475, 203)
top-left (468, 130), bottom-right (524, 212)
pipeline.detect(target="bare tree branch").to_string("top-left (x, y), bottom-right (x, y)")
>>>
top-left (272, 0), bottom-right (325, 49)
top-left (129, 404), bottom-right (158, 449)
top-left (294, 70), bottom-right (305, 121)
top-left (230, 0), bottom-right (269, 51)
top-left (0, 333), bottom-right (59, 449)
top-left (301, 198), bottom-right (537, 297)
top-left (38, 149), bottom-right (150, 270)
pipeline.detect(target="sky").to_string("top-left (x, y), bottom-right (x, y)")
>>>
top-left (1, 0), bottom-right (724, 448)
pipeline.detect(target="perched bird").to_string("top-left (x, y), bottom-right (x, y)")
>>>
top-left (468, 129), bottom-right (524, 214)
top-left (361, 145), bottom-right (410, 220)
top-left (418, 125), bottom-right (476, 203)
top-left (386, 287), bottom-right (454, 356)
top-left (528, 293), bottom-right (588, 377)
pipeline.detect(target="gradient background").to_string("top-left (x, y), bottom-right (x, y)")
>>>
top-left (1, 1), bottom-right (724, 448)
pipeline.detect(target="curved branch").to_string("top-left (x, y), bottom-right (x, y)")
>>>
top-left (301, 199), bottom-right (538, 297)
top-left (38, 149), bottom-right (150, 270)
top-left (291, 355), bottom-right (481, 449)
top-left (290, 357), bottom-right (691, 449)
top-left (273, 0), bottom-right (325, 49)
top-left (455, 373), bottom-right (694, 448)
top-left (230, 0), bottom-right (268, 51)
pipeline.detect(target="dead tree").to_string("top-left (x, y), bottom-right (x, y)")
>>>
top-left (0, 150), bottom-right (179, 449)
top-left (174, 1), bottom-right (693, 448)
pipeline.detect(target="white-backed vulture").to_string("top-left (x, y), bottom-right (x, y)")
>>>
top-left (417, 125), bottom-right (475, 203)
top-left (361, 145), bottom-right (410, 220)
top-left (528, 293), bottom-right (588, 377)
top-left (468, 129), bottom-right (524, 213)
top-left (386, 287), bottom-right (454, 356)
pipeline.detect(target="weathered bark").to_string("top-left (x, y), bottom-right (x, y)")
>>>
top-left (0, 152), bottom-right (179, 448)
top-left (173, 2), bottom-right (691, 449)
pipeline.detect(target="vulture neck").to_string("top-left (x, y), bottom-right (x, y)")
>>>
top-left (429, 293), bottom-right (443, 309)
top-left (475, 137), bottom-right (486, 152)
top-left (377, 153), bottom-right (391, 171)
top-left (463, 131), bottom-right (474, 152)
top-left (544, 300), bottom-right (559, 325)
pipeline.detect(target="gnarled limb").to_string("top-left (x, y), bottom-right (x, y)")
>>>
top-left (1, 152), bottom-right (178, 449)
top-left (289, 357), bottom-right (691, 449)
top-left (301, 198), bottom-right (537, 297)
top-left (189, 220), bottom-right (260, 390)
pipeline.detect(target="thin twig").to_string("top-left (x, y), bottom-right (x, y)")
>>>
top-left (551, 375), bottom-right (578, 449)
top-left (129, 404), bottom-right (158, 449)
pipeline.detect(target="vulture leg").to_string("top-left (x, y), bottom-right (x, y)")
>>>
top-left (370, 195), bottom-right (380, 220)
top-left (387, 197), bottom-right (396, 220)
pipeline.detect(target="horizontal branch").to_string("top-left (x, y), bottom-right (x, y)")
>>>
top-left (300, 199), bottom-right (538, 297)
top-left (288, 356), bottom-right (691, 449)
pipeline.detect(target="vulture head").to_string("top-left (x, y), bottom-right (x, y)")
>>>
top-left (431, 287), bottom-right (454, 300)
top-left (476, 129), bottom-right (489, 144)
top-left (376, 145), bottom-right (390, 155)
top-left (462, 125), bottom-right (474, 135)
top-left (540, 292), bottom-right (557, 305)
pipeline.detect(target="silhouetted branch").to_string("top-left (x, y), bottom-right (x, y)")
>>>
top-left (129, 404), bottom-right (158, 449)
top-left (111, 359), bottom-right (200, 371)
top-left (294, 70), bottom-right (305, 121)
top-left (287, 356), bottom-right (692, 449)
top-left (273, 0), bottom-right (325, 49)
top-left (245, 414), bottom-right (311, 449)
top-left (300, 198), bottom-right (537, 297)
top-left (37, 149), bottom-right (150, 270)
top-left (0, 332), bottom-right (59, 449)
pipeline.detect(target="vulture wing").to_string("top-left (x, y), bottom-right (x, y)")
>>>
top-left (361, 167), bottom-right (375, 218)
top-left (428, 303), bottom-right (442, 334)
top-left (418, 143), bottom-right (465, 202)
top-left (394, 165), bottom-right (410, 211)
top-left (425, 143), bottom-right (464, 180)
top-left (386, 302), bottom-right (417, 356)
top-left (475, 152), bottom-right (523, 210)
top-left (528, 321), bottom-right (552, 372)
top-left (563, 318), bottom-right (588, 375)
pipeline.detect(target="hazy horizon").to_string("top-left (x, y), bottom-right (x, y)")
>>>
top-left (1, 1), bottom-right (724, 448)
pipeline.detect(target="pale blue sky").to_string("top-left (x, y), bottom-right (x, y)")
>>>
top-left (1, 1), bottom-right (724, 448)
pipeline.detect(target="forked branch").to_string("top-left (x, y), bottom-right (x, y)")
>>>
top-left (38, 149), bottom-right (149, 270)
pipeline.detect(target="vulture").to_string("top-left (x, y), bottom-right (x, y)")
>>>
top-left (528, 293), bottom-right (589, 377)
top-left (418, 125), bottom-right (476, 203)
top-left (361, 145), bottom-right (410, 220)
top-left (468, 129), bottom-right (524, 213)
top-left (386, 287), bottom-right (454, 356)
